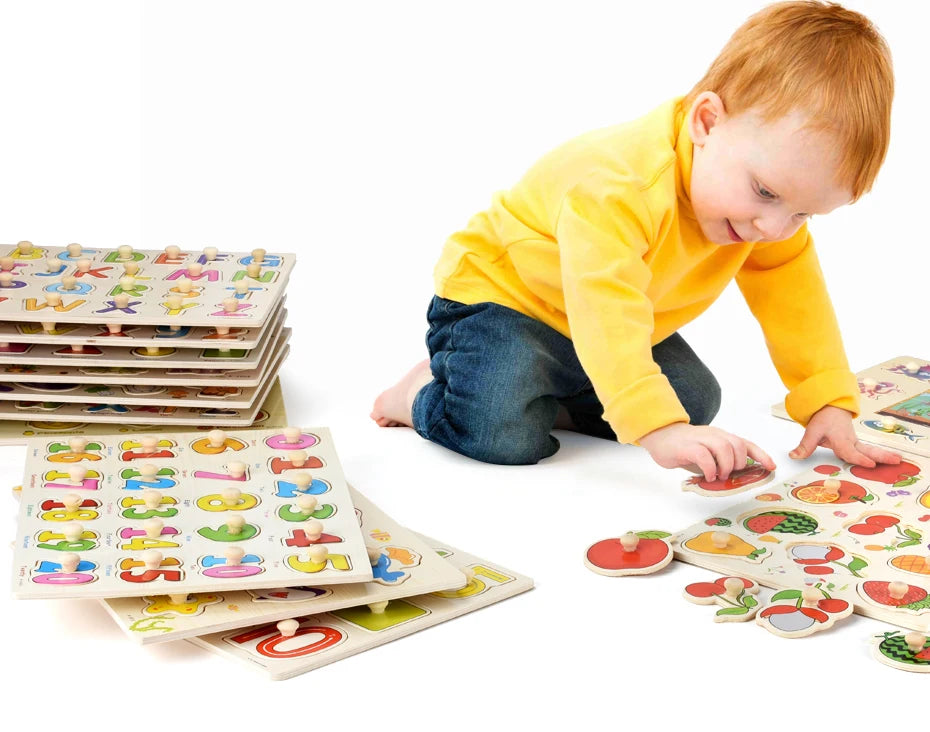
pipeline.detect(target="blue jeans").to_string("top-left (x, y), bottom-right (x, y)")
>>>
top-left (411, 296), bottom-right (721, 464)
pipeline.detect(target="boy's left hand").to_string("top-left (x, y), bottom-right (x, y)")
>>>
top-left (788, 404), bottom-right (901, 468)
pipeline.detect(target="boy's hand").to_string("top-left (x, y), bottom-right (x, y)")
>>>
top-left (788, 405), bottom-right (901, 467)
top-left (639, 423), bottom-right (776, 482)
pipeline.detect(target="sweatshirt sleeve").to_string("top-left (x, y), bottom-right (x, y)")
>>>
top-left (556, 175), bottom-right (690, 444)
top-left (735, 225), bottom-right (859, 425)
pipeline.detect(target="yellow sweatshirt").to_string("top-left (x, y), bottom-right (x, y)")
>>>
top-left (433, 97), bottom-right (859, 444)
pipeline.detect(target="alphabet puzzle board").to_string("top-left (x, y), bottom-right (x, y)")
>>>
top-left (0, 328), bottom-right (289, 387)
top-left (102, 486), bottom-right (469, 644)
top-left (0, 243), bottom-right (295, 328)
top-left (188, 535), bottom-right (534, 680)
top-left (11, 426), bottom-right (373, 599)
top-left (0, 343), bottom-right (286, 425)
top-left (673, 454), bottom-right (930, 631)
top-left (772, 356), bottom-right (930, 458)
top-left (0, 305), bottom-right (285, 370)
top-left (0, 377), bottom-right (287, 446)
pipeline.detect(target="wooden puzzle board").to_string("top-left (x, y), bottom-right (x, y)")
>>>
top-left (11, 426), bottom-right (372, 600)
top-left (188, 535), bottom-right (534, 680)
top-left (0, 343), bottom-right (287, 426)
top-left (0, 378), bottom-right (288, 446)
top-left (0, 243), bottom-right (294, 328)
top-left (772, 356), bottom-right (930, 458)
top-left (0, 305), bottom-right (286, 369)
top-left (0, 328), bottom-right (290, 387)
top-left (102, 486), bottom-right (468, 644)
top-left (673, 455), bottom-right (930, 631)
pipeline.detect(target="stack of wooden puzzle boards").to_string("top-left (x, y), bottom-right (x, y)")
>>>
top-left (0, 241), bottom-right (294, 445)
top-left (674, 355), bottom-right (930, 635)
top-left (10, 425), bottom-right (534, 680)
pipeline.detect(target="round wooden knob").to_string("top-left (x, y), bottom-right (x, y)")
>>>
top-left (17, 240), bottom-right (33, 253)
top-left (221, 486), bottom-right (241, 506)
top-left (123, 261), bottom-right (140, 275)
top-left (68, 436), bottom-right (88, 453)
top-left (117, 244), bottom-right (134, 260)
top-left (723, 577), bottom-right (745, 598)
top-left (227, 461), bottom-right (247, 479)
top-left (224, 546), bottom-right (245, 566)
top-left (283, 426), bottom-right (301, 444)
top-left (45, 256), bottom-right (60, 272)
top-left (140, 435), bottom-right (159, 453)
top-left (143, 517), bottom-right (164, 538)
top-left (66, 243), bottom-right (82, 257)
top-left (801, 586), bottom-right (821, 605)
top-left (246, 262), bottom-right (261, 278)
top-left (251, 248), bottom-right (266, 263)
top-left (169, 593), bottom-right (190, 605)
top-left (61, 275), bottom-right (77, 290)
top-left (711, 531), bottom-right (730, 549)
top-left (167, 294), bottom-right (183, 309)
top-left (296, 494), bottom-right (318, 514)
top-left (164, 245), bottom-right (181, 259)
top-left (207, 429), bottom-right (226, 448)
top-left (888, 581), bottom-right (909, 600)
top-left (822, 478), bottom-right (842, 491)
top-left (59, 553), bottom-right (80, 573)
top-left (177, 277), bottom-right (193, 293)
top-left (139, 463), bottom-right (158, 480)
top-left (45, 292), bottom-right (62, 306)
top-left (61, 493), bottom-right (82, 511)
top-left (203, 246), bottom-right (218, 261)
top-left (187, 262), bottom-right (202, 277)
top-left (307, 545), bottom-right (328, 564)
top-left (277, 619), bottom-right (299, 637)
top-left (619, 532), bottom-right (639, 552)
top-left (114, 293), bottom-right (129, 308)
top-left (62, 522), bottom-right (84, 542)
top-left (303, 520), bottom-right (323, 541)
top-left (367, 601), bottom-right (389, 615)
top-left (68, 465), bottom-right (87, 484)
top-left (76, 258), bottom-right (92, 273)
top-left (905, 631), bottom-right (927, 653)
top-left (292, 472), bottom-right (313, 492)
top-left (225, 515), bottom-right (246, 535)
top-left (141, 489), bottom-right (162, 509)
top-left (141, 549), bottom-right (163, 569)
top-left (222, 297), bottom-right (239, 313)
top-left (289, 449), bottom-right (308, 467)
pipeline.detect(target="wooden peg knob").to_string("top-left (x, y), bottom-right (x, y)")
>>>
top-left (861, 377), bottom-right (877, 389)
top-left (246, 262), bottom-right (261, 278)
top-left (711, 531), bottom-right (730, 549)
top-left (41, 321), bottom-right (56, 333)
top-left (62, 522), bottom-right (84, 542)
top-left (225, 515), bottom-right (246, 535)
top-left (905, 631), bottom-right (927, 653)
top-left (61, 493), bottom-right (82, 511)
top-left (66, 243), bottom-right (82, 257)
top-left (143, 517), bottom-right (164, 538)
top-left (283, 426), bottom-right (301, 444)
top-left (307, 545), bottom-right (328, 564)
top-left (45, 292), bottom-right (62, 307)
top-left (17, 240), bottom-right (33, 254)
top-left (117, 244), bottom-right (134, 260)
top-left (45, 256), bottom-right (59, 273)
top-left (0, 272), bottom-right (13, 287)
top-left (164, 245), bottom-right (181, 259)
top-left (139, 463), bottom-right (158, 481)
top-left (69, 343), bottom-right (85, 353)
top-left (203, 246), bottom-right (218, 261)
top-left (59, 553), bottom-right (80, 573)
top-left (207, 429), bottom-right (227, 448)
top-left (106, 323), bottom-right (122, 334)
top-left (142, 489), bottom-right (163, 509)
top-left (888, 581), bottom-right (909, 600)
top-left (227, 461), bottom-right (247, 479)
top-left (76, 259), bottom-right (92, 273)
top-left (277, 619), bottom-right (299, 637)
top-left (224, 546), bottom-right (245, 566)
top-left (880, 417), bottom-right (897, 432)
top-left (119, 275), bottom-right (136, 291)
top-left (905, 361), bottom-right (921, 374)
top-left (141, 549), bottom-right (163, 569)
top-left (140, 435), bottom-right (159, 453)
top-left (723, 577), bottom-right (745, 598)
top-left (114, 293), bottom-right (129, 308)
top-left (619, 532), bottom-right (639, 552)
top-left (822, 478), bottom-right (842, 491)
top-left (296, 494), bottom-right (318, 514)
top-left (221, 486), bottom-right (241, 506)
top-left (289, 449), bottom-right (308, 467)
top-left (123, 261), bottom-right (140, 275)
top-left (367, 601), bottom-right (389, 615)
top-left (251, 248), bottom-right (266, 263)
top-left (303, 520), bottom-right (323, 541)
top-left (166, 294), bottom-right (183, 309)
top-left (187, 262), bottom-right (202, 278)
top-left (0, 257), bottom-right (13, 271)
top-left (222, 297), bottom-right (239, 313)
top-left (68, 436), bottom-right (88, 453)
top-left (214, 326), bottom-right (231, 336)
top-left (234, 279), bottom-right (250, 295)
top-left (367, 547), bottom-right (382, 565)
top-left (176, 277), bottom-right (193, 293)
top-left (168, 593), bottom-right (190, 605)
top-left (68, 465), bottom-right (87, 484)
top-left (144, 345), bottom-right (161, 356)
top-left (292, 472), bottom-right (313, 492)
top-left (801, 586), bottom-right (821, 606)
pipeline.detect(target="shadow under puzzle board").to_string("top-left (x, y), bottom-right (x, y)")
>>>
top-left (189, 534), bottom-right (534, 680)
top-left (0, 377), bottom-right (287, 446)
top-left (0, 244), bottom-right (294, 328)
top-left (0, 328), bottom-right (289, 387)
top-left (773, 356), bottom-right (930, 458)
top-left (0, 305), bottom-right (286, 369)
top-left (0, 342), bottom-right (287, 426)
top-left (102, 485), bottom-right (468, 644)
top-left (11, 426), bottom-right (373, 599)
top-left (672, 454), bottom-right (930, 631)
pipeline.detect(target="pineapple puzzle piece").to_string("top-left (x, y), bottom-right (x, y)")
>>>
top-left (872, 630), bottom-right (930, 673)
top-left (584, 531), bottom-right (674, 577)
top-left (683, 576), bottom-right (760, 622)
top-left (756, 586), bottom-right (853, 638)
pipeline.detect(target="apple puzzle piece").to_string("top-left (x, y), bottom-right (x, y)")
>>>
top-left (683, 576), bottom-right (760, 622)
top-left (682, 459), bottom-right (773, 498)
top-left (756, 586), bottom-right (853, 638)
top-left (584, 531), bottom-right (674, 577)
top-left (873, 630), bottom-right (930, 673)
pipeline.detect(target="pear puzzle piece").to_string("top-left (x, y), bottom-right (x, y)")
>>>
top-left (584, 531), bottom-right (674, 577)
top-left (681, 530), bottom-right (769, 563)
top-left (683, 576), bottom-right (760, 622)
top-left (756, 586), bottom-right (853, 638)
top-left (682, 459), bottom-right (773, 497)
top-left (872, 630), bottom-right (930, 673)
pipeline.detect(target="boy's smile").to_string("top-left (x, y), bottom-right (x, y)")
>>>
top-left (687, 92), bottom-right (853, 246)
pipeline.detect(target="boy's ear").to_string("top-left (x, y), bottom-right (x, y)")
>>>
top-left (688, 91), bottom-right (727, 146)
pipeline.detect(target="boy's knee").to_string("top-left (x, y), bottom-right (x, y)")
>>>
top-left (465, 427), bottom-right (559, 465)
top-left (685, 372), bottom-right (721, 426)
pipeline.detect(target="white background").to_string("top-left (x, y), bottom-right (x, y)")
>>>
top-left (0, 0), bottom-right (927, 727)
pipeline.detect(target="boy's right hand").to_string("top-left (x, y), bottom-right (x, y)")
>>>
top-left (638, 423), bottom-right (776, 482)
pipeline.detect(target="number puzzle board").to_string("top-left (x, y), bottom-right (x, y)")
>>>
top-left (0, 305), bottom-right (286, 369)
top-left (772, 356), bottom-right (930, 458)
top-left (0, 377), bottom-right (288, 446)
top-left (188, 535), bottom-right (534, 680)
top-left (11, 425), bottom-right (373, 599)
top-left (101, 486), bottom-right (468, 644)
top-left (0, 244), bottom-right (294, 328)
top-left (673, 455), bottom-right (930, 631)
top-left (0, 328), bottom-right (289, 387)
top-left (0, 343), bottom-right (287, 426)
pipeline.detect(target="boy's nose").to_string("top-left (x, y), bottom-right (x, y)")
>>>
top-left (751, 215), bottom-right (791, 242)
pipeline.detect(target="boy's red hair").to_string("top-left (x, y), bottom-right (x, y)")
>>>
top-left (685, 1), bottom-right (893, 200)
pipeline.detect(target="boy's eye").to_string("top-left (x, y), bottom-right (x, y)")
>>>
top-left (756, 184), bottom-right (776, 200)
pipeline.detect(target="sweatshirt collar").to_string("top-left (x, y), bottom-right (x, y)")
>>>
top-left (674, 98), bottom-right (696, 220)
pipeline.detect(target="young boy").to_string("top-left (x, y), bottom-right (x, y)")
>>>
top-left (372, 1), bottom-right (901, 480)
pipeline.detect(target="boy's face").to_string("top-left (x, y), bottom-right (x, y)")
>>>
top-left (688, 93), bottom-right (852, 245)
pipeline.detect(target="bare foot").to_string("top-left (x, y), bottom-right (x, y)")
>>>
top-left (371, 359), bottom-right (433, 428)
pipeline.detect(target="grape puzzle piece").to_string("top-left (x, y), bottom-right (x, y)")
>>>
top-left (0, 242), bottom-right (295, 328)
top-left (101, 486), bottom-right (469, 644)
top-left (756, 585), bottom-right (853, 638)
top-left (187, 535), bottom-right (534, 680)
top-left (683, 576), bottom-right (761, 622)
top-left (584, 531), bottom-right (674, 576)
top-left (673, 454), bottom-right (930, 631)
top-left (11, 426), bottom-right (373, 599)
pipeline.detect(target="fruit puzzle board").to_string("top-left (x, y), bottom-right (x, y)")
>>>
top-left (11, 426), bottom-right (373, 599)
top-left (0, 243), bottom-right (295, 328)
top-left (0, 344), bottom-right (287, 425)
top-left (0, 328), bottom-right (289, 387)
top-left (773, 356), bottom-right (930, 458)
top-left (102, 485), bottom-right (469, 644)
top-left (673, 454), bottom-right (930, 631)
top-left (0, 378), bottom-right (287, 446)
top-left (188, 535), bottom-right (534, 680)
top-left (0, 305), bottom-right (286, 369)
